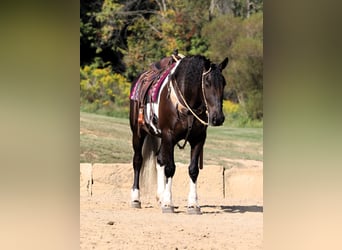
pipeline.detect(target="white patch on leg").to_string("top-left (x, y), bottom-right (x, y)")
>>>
top-left (156, 163), bottom-right (165, 203)
top-left (162, 177), bottom-right (173, 207)
top-left (188, 178), bottom-right (199, 207)
top-left (146, 103), bottom-right (161, 134)
top-left (131, 188), bottom-right (140, 202)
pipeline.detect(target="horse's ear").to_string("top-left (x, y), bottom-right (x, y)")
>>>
top-left (204, 59), bottom-right (211, 71)
top-left (218, 57), bottom-right (229, 71)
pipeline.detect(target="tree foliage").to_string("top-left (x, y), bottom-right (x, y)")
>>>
top-left (203, 12), bottom-right (263, 119)
top-left (123, 0), bottom-right (211, 79)
top-left (80, 0), bottom-right (263, 123)
top-left (80, 60), bottom-right (130, 115)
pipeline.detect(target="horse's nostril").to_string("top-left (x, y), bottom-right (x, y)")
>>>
top-left (211, 113), bottom-right (224, 126)
top-left (212, 117), bottom-right (217, 125)
top-left (211, 114), bottom-right (218, 125)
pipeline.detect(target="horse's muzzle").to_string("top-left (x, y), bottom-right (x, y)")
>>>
top-left (210, 112), bottom-right (225, 126)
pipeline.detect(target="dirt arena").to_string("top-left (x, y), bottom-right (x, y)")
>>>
top-left (80, 162), bottom-right (263, 249)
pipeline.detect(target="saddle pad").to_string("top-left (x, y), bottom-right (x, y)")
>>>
top-left (130, 76), bottom-right (143, 101)
top-left (130, 63), bottom-right (176, 102)
top-left (149, 63), bottom-right (175, 102)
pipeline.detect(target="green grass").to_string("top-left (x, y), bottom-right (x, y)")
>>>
top-left (203, 126), bottom-right (263, 166)
top-left (80, 112), bottom-right (132, 163)
top-left (80, 112), bottom-right (263, 168)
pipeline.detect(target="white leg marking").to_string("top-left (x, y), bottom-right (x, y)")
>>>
top-left (156, 163), bottom-right (165, 202)
top-left (162, 177), bottom-right (173, 207)
top-left (146, 104), bottom-right (160, 134)
top-left (131, 188), bottom-right (140, 202)
top-left (188, 178), bottom-right (199, 207)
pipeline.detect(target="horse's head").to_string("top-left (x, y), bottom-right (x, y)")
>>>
top-left (203, 57), bottom-right (229, 126)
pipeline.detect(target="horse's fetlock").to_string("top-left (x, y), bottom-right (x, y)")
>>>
top-left (189, 167), bottom-right (199, 183)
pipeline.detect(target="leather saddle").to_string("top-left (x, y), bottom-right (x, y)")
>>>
top-left (134, 50), bottom-right (184, 126)
top-left (137, 55), bottom-right (177, 104)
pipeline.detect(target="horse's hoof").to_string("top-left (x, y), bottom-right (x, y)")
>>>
top-left (187, 206), bottom-right (202, 215)
top-left (131, 200), bottom-right (141, 208)
top-left (162, 205), bottom-right (175, 213)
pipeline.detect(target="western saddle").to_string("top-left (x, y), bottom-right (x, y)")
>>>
top-left (136, 50), bottom-right (184, 125)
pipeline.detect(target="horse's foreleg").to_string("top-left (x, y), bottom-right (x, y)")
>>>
top-left (187, 142), bottom-right (205, 214)
top-left (188, 176), bottom-right (198, 207)
top-left (157, 135), bottom-right (176, 213)
top-left (156, 162), bottom-right (165, 203)
top-left (156, 164), bottom-right (174, 208)
top-left (161, 176), bottom-right (173, 212)
top-left (157, 166), bottom-right (175, 212)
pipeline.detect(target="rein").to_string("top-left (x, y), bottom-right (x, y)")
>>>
top-left (172, 67), bottom-right (211, 126)
top-left (170, 67), bottom-right (211, 149)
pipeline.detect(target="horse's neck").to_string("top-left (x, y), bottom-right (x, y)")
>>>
top-left (179, 78), bottom-right (202, 108)
top-left (176, 59), bottom-right (205, 108)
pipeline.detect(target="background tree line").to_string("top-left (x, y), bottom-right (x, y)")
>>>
top-left (80, 0), bottom-right (263, 126)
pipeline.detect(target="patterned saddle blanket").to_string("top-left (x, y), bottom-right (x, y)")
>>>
top-left (130, 62), bottom-right (176, 103)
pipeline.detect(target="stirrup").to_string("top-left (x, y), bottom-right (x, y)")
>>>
top-left (138, 107), bottom-right (144, 125)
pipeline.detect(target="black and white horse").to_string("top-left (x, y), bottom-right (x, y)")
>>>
top-left (129, 55), bottom-right (229, 213)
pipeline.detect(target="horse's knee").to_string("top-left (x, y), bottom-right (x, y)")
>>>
top-left (157, 142), bottom-right (175, 178)
top-left (164, 163), bottom-right (175, 178)
top-left (189, 164), bottom-right (199, 183)
top-left (158, 157), bottom-right (175, 178)
top-left (157, 154), bottom-right (167, 167)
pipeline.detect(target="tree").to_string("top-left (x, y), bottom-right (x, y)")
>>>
top-left (80, 0), bottom-right (158, 72)
top-left (80, 0), bottom-right (104, 66)
top-left (123, 0), bottom-right (211, 80)
top-left (202, 12), bottom-right (263, 119)
top-left (209, 0), bottom-right (263, 19)
top-left (80, 0), bottom-right (263, 121)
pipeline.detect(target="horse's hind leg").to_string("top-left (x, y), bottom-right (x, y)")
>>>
top-left (131, 131), bottom-right (146, 208)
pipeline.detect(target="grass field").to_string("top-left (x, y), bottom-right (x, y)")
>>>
top-left (80, 112), bottom-right (263, 168)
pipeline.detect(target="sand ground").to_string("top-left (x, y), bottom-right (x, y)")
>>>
top-left (80, 162), bottom-right (263, 250)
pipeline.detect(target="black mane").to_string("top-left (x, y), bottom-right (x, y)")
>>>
top-left (173, 55), bottom-right (210, 91)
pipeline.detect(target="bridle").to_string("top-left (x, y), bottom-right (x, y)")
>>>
top-left (170, 67), bottom-right (212, 126)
